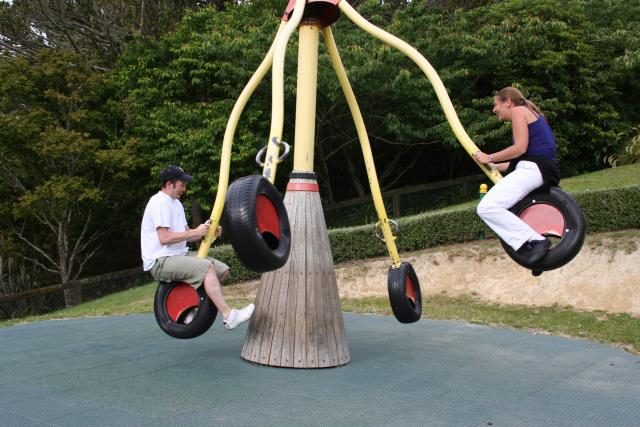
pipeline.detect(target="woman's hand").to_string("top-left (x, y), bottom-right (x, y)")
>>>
top-left (473, 151), bottom-right (494, 165)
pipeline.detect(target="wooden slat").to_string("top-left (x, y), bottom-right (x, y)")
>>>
top-left (267, 190), bottom-right (298, 366)
top-left (278, 190), bottom-right (301, 367)
top-left (316, 202), bottom-right (341, 366)
top-left (317, 194), bottom-right (350, 364)
top-left (309, 190), bottom-right (331, 367)
top-left (293, 188), bottom-right (308, 367)
top-left (305, 187), bottom-right (319, 367)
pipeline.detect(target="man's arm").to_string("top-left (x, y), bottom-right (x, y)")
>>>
top-left (156, 224), bottom-right (208, 246)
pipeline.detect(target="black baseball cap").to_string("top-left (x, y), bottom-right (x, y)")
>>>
top-left (159, 165), bottom-right (193, 183)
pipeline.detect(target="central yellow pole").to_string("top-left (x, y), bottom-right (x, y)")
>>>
top-left (293, 23), bottom-right (320, 171)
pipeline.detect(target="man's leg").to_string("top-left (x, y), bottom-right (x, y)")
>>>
top-left (152, 255), bottom-right (253, 328)
top-left (203, 263), bottom-right (232, 320)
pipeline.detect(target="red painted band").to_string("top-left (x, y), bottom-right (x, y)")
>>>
top-left (286, 183), bottom-right (319, 192)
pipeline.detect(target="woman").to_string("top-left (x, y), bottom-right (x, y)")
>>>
top-left (474, 87), bottom-right (561, 264)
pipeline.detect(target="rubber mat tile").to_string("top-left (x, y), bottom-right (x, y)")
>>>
top-left (277, 391), bottom-right (417, 421)
top-left (160, 405), bottom-right (282, 427)
top-left (4, 393), bottom-right (106, 422)
top-left (105, 392), bottom-right (205, 420)
top-left (166, 380), bottom-right (279, 411)
top-left (0, 408), bottom-right (44, 427)
top-left (391, 393), bottom-right (504, 426)
top-left (0, 383), bottom-right (50, 405)
top-left (107, 366), bottom-right (222, 396)
top-left (45, 404), bottom-right (158, 427)
top-left (52, 379), bottom-right (165, 407)
top-left (481, 388), bottom-right (640, 427)
top-left (556, 354), bottom-right (640, 391)
top-left (174, 354), bottom-right (247, 376)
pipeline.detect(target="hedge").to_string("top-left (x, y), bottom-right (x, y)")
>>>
top-left (210, 185), bottom-right (640, 285)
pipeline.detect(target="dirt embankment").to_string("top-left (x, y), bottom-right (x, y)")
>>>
top-left (225, 229), bottom-right (640, 316)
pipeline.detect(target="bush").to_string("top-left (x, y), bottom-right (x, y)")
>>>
top-left (212, 185), bottom-right (640, 285)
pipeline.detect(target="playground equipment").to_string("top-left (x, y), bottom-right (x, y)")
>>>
top-left (154, 281), bottom-right (218, 339)
top-left (155, 0), bottom-right (585, 357)
top-left (501, 187), bottom-right (585, 276)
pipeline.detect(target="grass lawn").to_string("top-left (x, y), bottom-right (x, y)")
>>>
top-left (561, 162), bottom-right (640, 191)
top-left (2, 282), bottom-right (639, 354)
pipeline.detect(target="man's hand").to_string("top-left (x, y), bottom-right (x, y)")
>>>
top-left (204, 220), bottom-right (222, 237)
top-left (195, 223), bottom-right (209, 238)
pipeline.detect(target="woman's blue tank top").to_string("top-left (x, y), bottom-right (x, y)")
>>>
top-left (525, 115), bottom-right (557, 160)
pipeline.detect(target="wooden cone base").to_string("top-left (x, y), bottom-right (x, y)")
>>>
top-left (240, 177), bottom-right (350, 368)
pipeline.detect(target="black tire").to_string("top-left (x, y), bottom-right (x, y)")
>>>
top-left (154, 282), bottom-right (217, 339)
top-left (501, 186), bottom-right (586, 271)
top-left (388, 262), bottom-right (422, 324)
top-left (222, 175), bottom-right (291, 273)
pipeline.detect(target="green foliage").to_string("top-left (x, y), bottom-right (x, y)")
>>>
top-left (395, 0), bottom-right (640, 176)
top-left (605, 126), bottom-right (640, 167)
top-left (575, 186), bottom-right (640, 232)
top-left (109, 4), bottom-right (289, 210)
top-left (0, 49), bottom-right (140, 300)
top-left (109, 0), bottom-right (640, 209)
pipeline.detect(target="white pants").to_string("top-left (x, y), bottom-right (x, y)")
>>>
top-left (477, 161), bottom-right (545, 250)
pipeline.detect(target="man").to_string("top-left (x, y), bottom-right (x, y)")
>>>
top-left (141, 165), bottom-right (254, 329)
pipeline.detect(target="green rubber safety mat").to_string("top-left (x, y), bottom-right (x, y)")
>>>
top-left (1, 313), bottom-right (638, 426)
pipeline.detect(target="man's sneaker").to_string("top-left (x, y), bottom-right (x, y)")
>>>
top-left (223, 304), bottom-right (255, 330)
top-left (517, 238), bottom-right (551, 264)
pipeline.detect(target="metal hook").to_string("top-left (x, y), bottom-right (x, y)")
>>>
top-left (255, 140), bottom-right (291, 167)
top-left (374, 219), bottom-right (399, 242)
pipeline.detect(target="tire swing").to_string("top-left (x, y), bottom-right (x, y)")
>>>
top-left (500, 186), bottom-right (586, 274)
top-left (388, 262), bottom-right (422, 323)
top-left (222, 175), bottom-right (291, 273)
top-left (154, 282), bottom-right (217, 339)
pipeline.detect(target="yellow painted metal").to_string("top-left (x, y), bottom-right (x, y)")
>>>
top-left (339, 1), bottom-right (503, 185)
top-left (262, 0), bottom-right (307, 183)
top-left (197, 22), bottom-right (286, 257)
top-left (323, 27), bottom-right (401, 268)
top-left (293, 24), bottom-right (320, 172)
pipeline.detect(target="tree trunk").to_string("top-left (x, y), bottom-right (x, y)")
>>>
top-left (139, 0), bottom-right (149, 36)
top-left (316, 140), bottom-right (335, 204)
top-left (61, 279), bottom-right (76, 308)
top-left (345, 150), bottom-right (366, 197)
top-left (190, 196), bottom-right (206, 247)
top-left (190, 196), bottom-right (205, 226)
top-left (448, 150), bottom-right (456, 180)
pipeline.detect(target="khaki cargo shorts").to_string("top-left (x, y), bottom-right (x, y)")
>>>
top-left (149, 253), bottom-right (229, 288)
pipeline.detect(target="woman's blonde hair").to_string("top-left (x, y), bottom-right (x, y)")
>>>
top-left (495, 86), bottom-right (543, 117)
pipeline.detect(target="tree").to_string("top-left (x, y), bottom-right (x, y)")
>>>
top-left (0, 49), bottom-right (139, 307)
top-left (110, 3), bottom-right (286, 211)
top-left (0, 0), bottom-right (233, 69)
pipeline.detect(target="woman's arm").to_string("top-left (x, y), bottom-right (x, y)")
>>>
top-left (494, 162), bottom-right (510, 172)
top-left (474, 107), bottom-right (529, 164)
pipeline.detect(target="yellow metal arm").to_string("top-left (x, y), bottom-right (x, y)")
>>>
top-left (197, 22), bottom-right (286, 258)
top-left (262, 0), bottom-right (307, 182)
top-left (339, 1), bottom-right (503, 185)
top-left (323, 27), bottom-right (401, 268)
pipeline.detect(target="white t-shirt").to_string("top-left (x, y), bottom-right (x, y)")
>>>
top-left (140, 191), bottom-right (189, 271)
